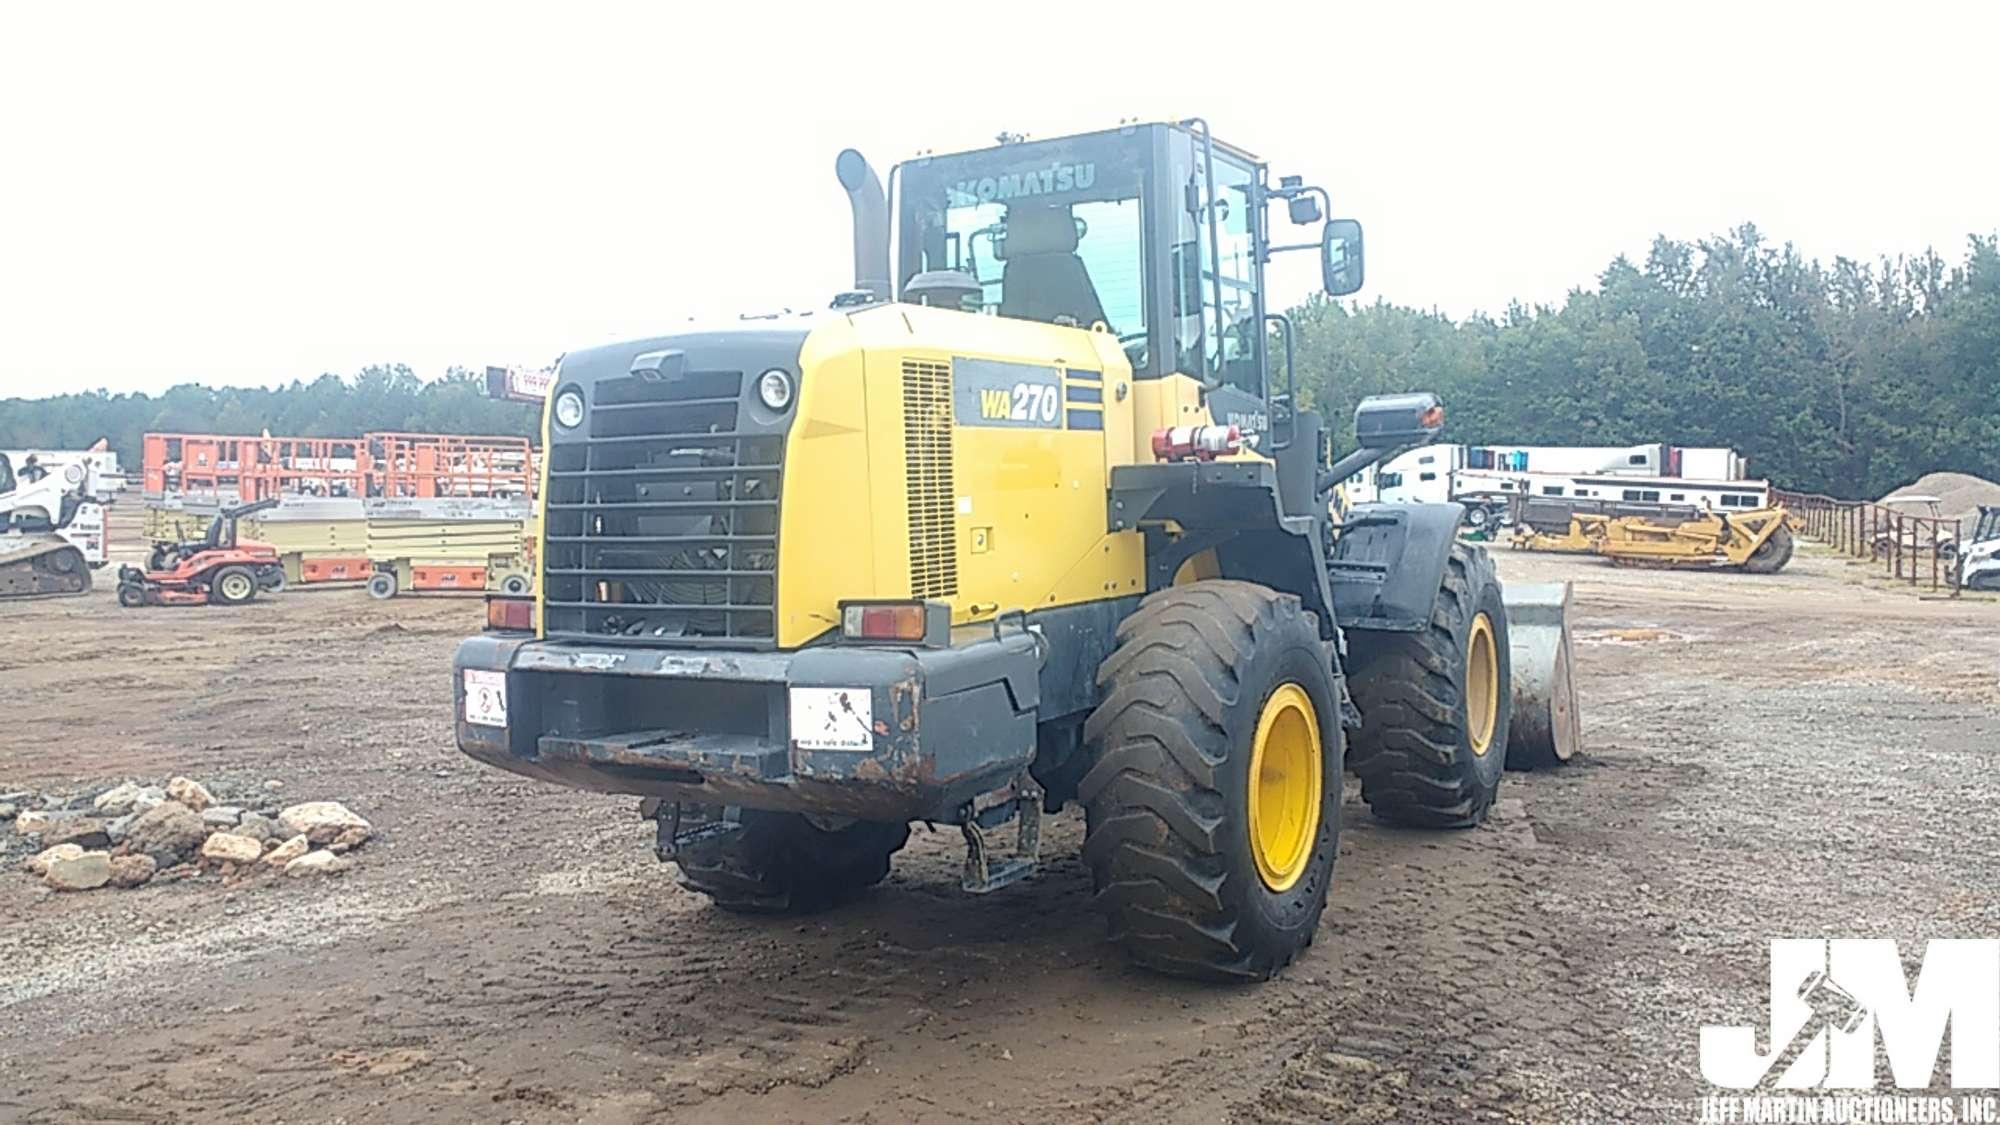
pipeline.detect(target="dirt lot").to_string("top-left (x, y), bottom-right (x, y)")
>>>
top-left (2, 521), bottom-right (1996, 1123)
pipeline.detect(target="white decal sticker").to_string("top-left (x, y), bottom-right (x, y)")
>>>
top-left (463, 669), bottom-right (508, 728)
top-left (789, 687), bottom-right (875, 751)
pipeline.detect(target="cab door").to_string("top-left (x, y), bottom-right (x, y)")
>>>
top-left (1169, 138), bottom-right (1269, 448)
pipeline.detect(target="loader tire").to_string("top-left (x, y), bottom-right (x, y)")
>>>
top-left (672, 810), bottom-right (909, 914)
top-left (1081, 581), bottom-right (1341, 983)
top-left (1346, 544), bottom-right (1511, 829)
top-left (1741, 525), bottom-right (1794, 574)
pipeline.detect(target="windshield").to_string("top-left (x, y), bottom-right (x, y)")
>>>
top-left (0, 453), bottom-right (13, 496)
top-left (898, 132), bottom-right (1151, 358)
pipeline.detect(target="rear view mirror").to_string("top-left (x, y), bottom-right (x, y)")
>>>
top-left (1354, 392), bottom-right (1443, 449)
top-left (1322, 218), bottom-right (1365, 297)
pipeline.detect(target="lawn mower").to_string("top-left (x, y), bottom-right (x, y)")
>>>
top-left (118, 497), bottom-right (287, 607)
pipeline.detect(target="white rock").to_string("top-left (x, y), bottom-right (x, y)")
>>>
top-left (24, 843), bottom-right (85, 876)
top-left (131, 786), bottom-right (168, 814)
top-left (263, 834), bottom-right (311, 867)
top-left (200, 832), bottom-right (265, 865)
top-left (45, 851), bottom-right (113, 891)
top-left (164, 777), bottom-right (213, 813)
top-left (93, 781), bottom-right (144, 815)
top-left (201, 806), bottom-right (244, 828)
top-left (284, 850), bottom-right (353, 877)
top-left (277, 801), bottom-right (371, 845)
top-left (14, 809), bottom-right (50, 835)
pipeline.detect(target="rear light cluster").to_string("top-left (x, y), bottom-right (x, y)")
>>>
top-left (486, 596), bottom-right (535, 633)
top-left (843, 602), bottom-right (925, 641)
top-left (1151, 424), bottom-right (1242, 463)
top-left (838, 599), bottom-right (949, 646)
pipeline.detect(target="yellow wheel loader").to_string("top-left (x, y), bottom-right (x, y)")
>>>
top-left (454, 120), bottom-right (1578, 982)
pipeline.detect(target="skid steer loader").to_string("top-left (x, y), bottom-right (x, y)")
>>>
top-left (0, 451), bottom-right (106, 599)
top-left (454, 120), bottom-right (1578, 981)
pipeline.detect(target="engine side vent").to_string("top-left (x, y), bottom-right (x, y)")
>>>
top-left (902, 358), bottom-right (958, 599)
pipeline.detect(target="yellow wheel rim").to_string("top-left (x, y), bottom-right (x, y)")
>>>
top-left (1248, 682), bottom-right (1323, 893)
top-left (1466, 612), bottom-right (1500, 756)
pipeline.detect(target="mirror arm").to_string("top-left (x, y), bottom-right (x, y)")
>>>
top-left (1318, 444), bottom-right (1413, 497)
top-left (1260, 188), bottom-right (1332, 262)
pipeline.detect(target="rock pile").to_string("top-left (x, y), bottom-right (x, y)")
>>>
top-left (5, 777), bottom-right (372, 893)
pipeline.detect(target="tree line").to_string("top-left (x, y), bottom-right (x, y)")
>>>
top-left (1291, 225), bottom-right (1999, 498)
top-left (0, 366), bottom-right (536, 467)
top-left (2, 226), bottom-right (1995, 499)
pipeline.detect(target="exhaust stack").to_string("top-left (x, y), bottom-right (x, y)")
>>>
top-left (835, 148), bottom-right (891, 301)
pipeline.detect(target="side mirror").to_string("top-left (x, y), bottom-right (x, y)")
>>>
top-left (1354, 392), bottom-right (1443, 449)
top-left (1321, 218), bottom-right (1365, 297)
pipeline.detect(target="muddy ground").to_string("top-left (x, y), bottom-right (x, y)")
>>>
top-left (2, 514), bottom-right (1996, 1123)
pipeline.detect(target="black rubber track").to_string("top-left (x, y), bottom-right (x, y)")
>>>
top-left (673, 811), bottom-right (910, 915)
top-left (1081, 580), bottom-right (1341, 983)
top-left (1345, 543), bottom-right (1512, 829)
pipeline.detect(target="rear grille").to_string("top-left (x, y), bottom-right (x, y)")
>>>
top-left (542, 370), bottom-right (780, 644)
top-left (903, 358), bottom-right (958, 598)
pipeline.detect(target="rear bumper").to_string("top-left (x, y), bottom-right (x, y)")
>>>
top-left (453, 626), bottom-right (1043, 821)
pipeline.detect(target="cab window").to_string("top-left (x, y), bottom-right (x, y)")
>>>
top-left (0, 454), bottom-right (13, 496)
top-left (900, 136), bottom-right (1152, 370)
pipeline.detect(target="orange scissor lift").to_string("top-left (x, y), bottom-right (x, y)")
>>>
top-left (142, 432), bottom-right (537, 597)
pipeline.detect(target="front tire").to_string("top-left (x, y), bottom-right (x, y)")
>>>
top-left (1346, 543), bottom-right (1512, 828)
top-left (1081, 581), bottom-right (1341, 982)
top-left (672, 811), bottom-right (909, 914)
top-left (209, 565), bottom-right (258, 606)
top-left (367, 571), bottom-right (398, 600)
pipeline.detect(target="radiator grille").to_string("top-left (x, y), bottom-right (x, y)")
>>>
top-left (541, 369), bottom-right (780, 644)
top-left (902, 358), bottom-right (958, 599)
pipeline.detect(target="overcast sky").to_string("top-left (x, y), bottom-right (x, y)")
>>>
top-left (2, 1), bottom-right (1994, 398)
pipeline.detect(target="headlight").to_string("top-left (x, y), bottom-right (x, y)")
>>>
top-left (756, 368), bottom-right (794, 411)
top-left (553, 388), bottom-right (584, 429)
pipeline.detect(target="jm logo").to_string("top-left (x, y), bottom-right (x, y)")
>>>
top-left (1701, 939), bottom-right (2000, 1089)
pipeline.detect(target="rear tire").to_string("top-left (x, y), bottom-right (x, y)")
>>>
top-left (209, 565), bottom-right (258, 606)
top-left (1346, 544), bottom-right (1512, 828)
top-left (1742, 525), bottom-right (1794, 574)
top-left (1081, 580), bottom-right (1341, 982)
top-left (672, 811), bottom-right (909, 914)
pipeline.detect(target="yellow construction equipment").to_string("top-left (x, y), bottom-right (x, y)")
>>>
top-left (1591, 505), bottom-right (1793, 572)
top-left (449, 119), bottom-right (1584, 985)
top-left (1513, 504), bottom-right (1794, 573)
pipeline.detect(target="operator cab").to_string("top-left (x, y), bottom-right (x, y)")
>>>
top-left (893, 122), bottom-right (1363, 450)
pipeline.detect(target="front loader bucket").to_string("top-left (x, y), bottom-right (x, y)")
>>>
top-left (1500, 581), bottom-right (1580, 770)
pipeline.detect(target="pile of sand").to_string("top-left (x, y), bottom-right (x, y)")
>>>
top-left (1879, 471), bottom-right (2000, 527)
